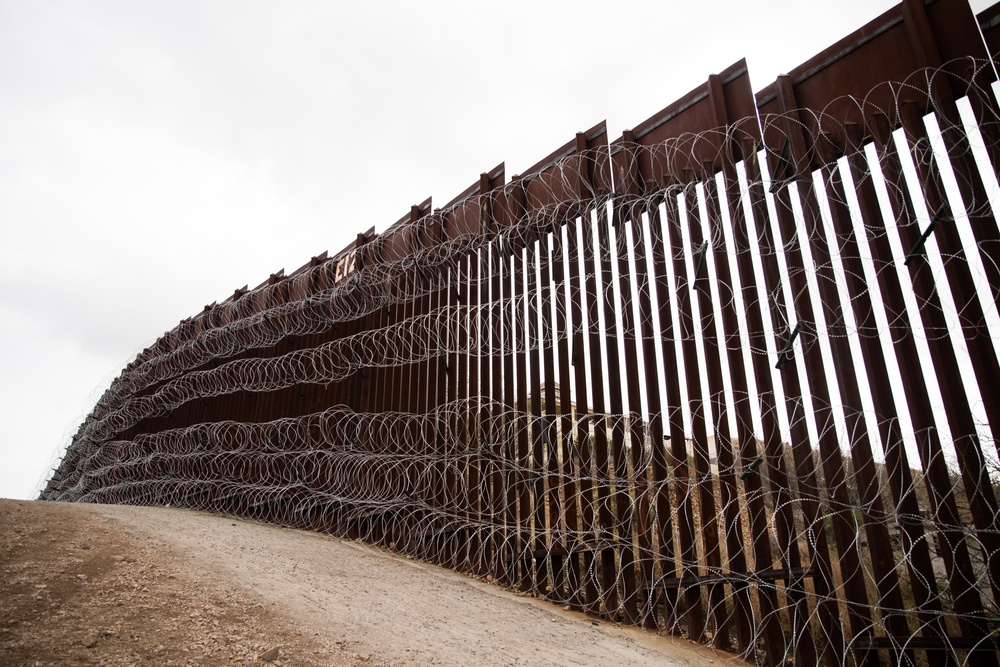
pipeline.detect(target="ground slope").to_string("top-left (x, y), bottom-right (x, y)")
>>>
top-left (0, 499), bottom-right (725, 666)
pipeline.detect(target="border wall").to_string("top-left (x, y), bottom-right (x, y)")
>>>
top-left (42, 1), bottom-right (1000, 664)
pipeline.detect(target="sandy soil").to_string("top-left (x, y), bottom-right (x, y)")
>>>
top-left (0, 499), bottom-right (730, 666)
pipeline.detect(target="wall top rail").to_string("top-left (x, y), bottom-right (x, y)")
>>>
top-left (611, 59), bottom-right (758, 194)
top-left (755, 0), bottom-right (991, 173)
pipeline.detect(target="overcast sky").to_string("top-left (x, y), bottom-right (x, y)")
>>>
top-left (2, 0), bottom-right (995, 500)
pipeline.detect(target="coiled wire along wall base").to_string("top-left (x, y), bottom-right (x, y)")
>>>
top-left (41, 1), bottom-right (1000, 664)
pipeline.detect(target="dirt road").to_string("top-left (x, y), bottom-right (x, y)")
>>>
top-left (0, 499), bottom-right (727, 666)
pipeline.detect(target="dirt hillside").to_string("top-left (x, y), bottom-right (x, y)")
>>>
top-left (0, 499), bottom-right (726, 666)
